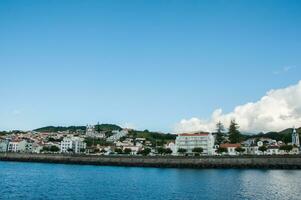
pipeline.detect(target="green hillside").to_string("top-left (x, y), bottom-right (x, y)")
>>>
top-left (129, 130), bottom-right (176, 146)
top-left (34, 126), bottom-right (86, 133)
top-left (94, 124), bottom-right (122, 132)
top-left (247, 127), bottom-right (301, 143)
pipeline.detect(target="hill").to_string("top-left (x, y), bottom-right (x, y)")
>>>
top-left (33, 124), bottom-right (123, 133)
top-left (34, 126), bottom-right (86, 133)
top-left (94, 124), bottom-right (122, 132)
top-left (246, 127), bottom-right (301, 143)
top-left (128, 130), bottom-right (176, 146)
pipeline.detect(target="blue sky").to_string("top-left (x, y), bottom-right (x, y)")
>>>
top-left (0, 0), bottom-right (301, 132)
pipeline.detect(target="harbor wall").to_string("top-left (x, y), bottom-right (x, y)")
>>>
top-left (1, 153), bottom-right (301, 169)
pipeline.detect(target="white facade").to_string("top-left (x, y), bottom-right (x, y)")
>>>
top-left (292, 128), bottom-right (300, 147)
top-left (86, 125), bottom-right (105, 138)
top-left (165, 142), bottom-right (176, 154)
top-left (266, 147), bottom-right (280, 155)
top-left (243, 146), bottom-right (260, 155)
top-left (0, 140), bottom-right (9, 152)
top-left (219, 144), bottom-right (241, 156)
top-left (107, 130), bottom-right (128, 142)
top-left (32, 143), bottom-right (43, 153)
top-left (174, 133), bottom-right (215, 155)
top-left (8, 140), bottom-right (32, 153)
top-left (8, 142), bottom-right (19, 152)
top-left (60, 137), bottom-right (86, 154)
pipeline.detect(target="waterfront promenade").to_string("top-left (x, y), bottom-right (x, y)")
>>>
top-left (1, 153), bottom-right (301, 169)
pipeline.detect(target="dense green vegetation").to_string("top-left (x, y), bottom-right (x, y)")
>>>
top-left (216, 147), bottom-right (227, 154)
top-left (33, 124), bottom-right (122, 133)
top-left (246, 128), bottom-right (301, 144)
top-left (42, 146), bottom-right (60, 152)
top-left (34, 126), bottom-right (86, 133)
top-left (215, 121), bottom-right (225, 145)
top-left (94, 124), bottom-right (122, 132)
top-left (156, 147), bottom-right (173, 155)
top-left (177, 148), bottom-right (187, 154)
top-left (138, 148), bottom-right (151, 156)
top-left (0, 130), bottom-right (26, 135)
top-left (279, 145), bottom-right (293, 152)
top-left (0, 131), bottom-right (7, 135)
top-left (128, 130), bottom-right (176, 146)
top-left (192, 147), bottom-right (203, 154)
top-left (84, 138), bottom-right (112, 147)
top-left (258, 146), bottom-right (267, 153)
top-left (228, 120), bottom-right (242, 143)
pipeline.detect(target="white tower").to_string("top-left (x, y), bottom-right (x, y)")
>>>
top-left (292, 128), bottom-right (300, 147)
top-left (86, 125), bottom-right (96, 137)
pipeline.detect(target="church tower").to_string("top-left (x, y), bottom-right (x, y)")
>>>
top-left (292, 128), bottom-right (300, 147)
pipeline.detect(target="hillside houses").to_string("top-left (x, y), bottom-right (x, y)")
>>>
top-left (0, 125), bottom-right (300, 156)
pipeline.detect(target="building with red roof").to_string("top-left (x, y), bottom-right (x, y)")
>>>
top-left (174, 132), bottom-right (215, 155)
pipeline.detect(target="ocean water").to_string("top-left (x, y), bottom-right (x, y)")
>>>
top-left (0, 161), bottom-right (300, 200)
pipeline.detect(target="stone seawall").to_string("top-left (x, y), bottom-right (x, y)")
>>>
top-left (1, 153), bottom-right (301, 169)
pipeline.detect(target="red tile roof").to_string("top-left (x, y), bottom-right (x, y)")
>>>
top-left (179, 133), bottom-right (209, 137)
top-left (220, 143), bottom-right (241, 148)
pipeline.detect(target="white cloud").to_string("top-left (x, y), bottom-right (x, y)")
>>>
top-left (273, 66), bottom-right (296, 75)
top-left (174, 81), bottom-right (301, 134)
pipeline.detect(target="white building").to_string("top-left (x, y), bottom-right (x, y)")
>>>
top-left (32, 143), bottom-right (43, 154)
top-left (266, 146), bottom-right (280, 155)
top-left (0, 140), bottom-right (9, 152)
top-left (60, 137), bottom-right (86, 154)
top-left (292, 128), bottom-right (300, 147)
top-left (8, 140), bottom-right (32, 153)
top-left (174, 133), bottom-right (215, 155)
top-left (243, 146), bottom-right (260, 155)
top-left (86, 125), bottom-right (105, 138)
top-left (107, 129), bottom-right (129, 142)
top-left (165, 142), bottom-right (176, 153)
top-left (219, 143), bottom-right (241, 156)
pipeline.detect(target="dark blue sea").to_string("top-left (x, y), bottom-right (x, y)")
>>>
top-left (0, 161), bottom-right (300, 200)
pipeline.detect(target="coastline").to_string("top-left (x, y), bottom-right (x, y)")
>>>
top-left (1, 153), bottom-right (301, 169)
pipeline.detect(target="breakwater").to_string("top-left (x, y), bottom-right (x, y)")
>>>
top-left (0, 153), bottom-right (301, 169)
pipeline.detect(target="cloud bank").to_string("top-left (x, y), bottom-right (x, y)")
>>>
top-left (175, 81), bottom-right (301, 134)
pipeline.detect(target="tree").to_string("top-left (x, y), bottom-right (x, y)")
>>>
top-left (228, 119), bottom-right (241, 143)
top-left (49, 146), bottom-right (60, 152)
top-left (192, 147), bottom-right (203, 155)
top-left (216, 121), bottom-right (225, 145)
top-left (279, 145), bottom-right (293, 153)
top-left (165, 148), bottom-right (173, 155)
top-left (258, 146), bottom-right (267, 153)
top-left (138, 148), bottom-right (151, 156)
top-left (157, 147), bottom-right (166, 155)
top-left (177, 148), bottom-right (187, 155)
top-left (100, 149), bottom-right (107, 154)
top-left (216, 147), bottom-right (227, 154)
top-left (114, 148), bottom-right (123, 154)
top-left (123, 148), bottom-right (132, 154)
top-left (235, 147), bottom-right (245, 154)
